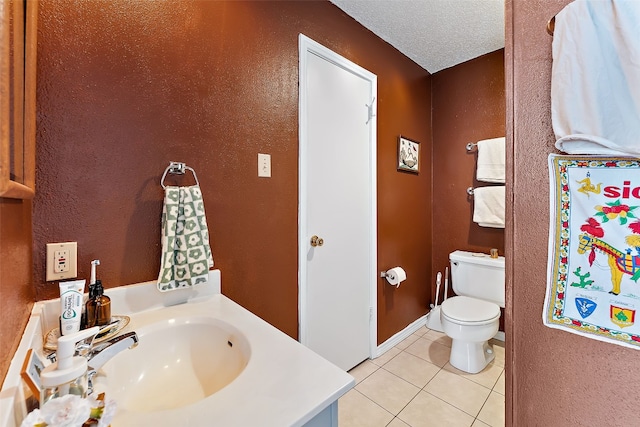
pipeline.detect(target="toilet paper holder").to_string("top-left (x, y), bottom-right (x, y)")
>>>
top-left (380, 267), bottom-right (407, 288)
top-left (380, 268), bottom-right (404, 279)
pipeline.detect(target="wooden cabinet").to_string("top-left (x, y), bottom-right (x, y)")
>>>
top-left (0, 0), bottom-right (36, 199)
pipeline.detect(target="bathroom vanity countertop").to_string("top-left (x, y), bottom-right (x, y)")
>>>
top-left (108, 293), bottom-right (355, 426)
top-left (0, 271), bottom-right (354, 427)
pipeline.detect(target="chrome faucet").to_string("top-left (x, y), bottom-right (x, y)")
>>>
top-left (87, 331), bottom-right (139, 371)
top-left (85, 331), bottom-right (139, 395)
top-left (44, 330), bottom-right (139, 395)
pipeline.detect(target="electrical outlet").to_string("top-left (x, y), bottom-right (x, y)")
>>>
top-left (46, 242), bottom-right (78, 281)
top-left (54, 249), bottom-right (69, 273)
top-left (258, 153), bottom-right (271, 178)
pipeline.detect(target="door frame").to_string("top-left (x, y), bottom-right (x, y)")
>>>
top-left (298, 34), bottom-right (378, 360)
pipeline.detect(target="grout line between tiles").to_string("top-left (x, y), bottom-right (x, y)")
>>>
top-left (376, 356), bottom-right (445, 421)
top-left (421, 388), bottom-right (477, 420)
top-left (355, 362), bottom-right (381, 384)
top-left (346, 331), bottom-right (505, 427)
top-left (474, 392), bottom-right (495, 427)
top-left (351, 388), bottom-right (396, 419)
top-left (408, 348), bottom-right (494, 420)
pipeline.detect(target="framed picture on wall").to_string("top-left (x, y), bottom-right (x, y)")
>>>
top-left (397, 136), bottom-right (420, 174)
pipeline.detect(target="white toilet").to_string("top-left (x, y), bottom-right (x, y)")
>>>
top-left (440, 250), bottom-right (505, 374)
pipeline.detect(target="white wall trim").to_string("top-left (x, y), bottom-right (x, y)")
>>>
top-left (374, 314), bottom-right (427, 358)
top-left (372, 312), bottom-right (505, 359)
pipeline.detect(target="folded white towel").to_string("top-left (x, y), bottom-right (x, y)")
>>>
top-left (473, 186), bottom-right (505, 228)
top-left (476, 137), bottom-right (505, 183)
top-left (552, 0), bottom-right (640, 156)
top-left (157, 185), bottom-right (214, 292)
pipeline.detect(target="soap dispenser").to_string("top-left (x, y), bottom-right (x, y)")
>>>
top-left (86, 260), bottom-right (111, 328)
top-left (39, 326), bottom-right (100, 406)
top-left (85, 259), bottom-right (111, 328)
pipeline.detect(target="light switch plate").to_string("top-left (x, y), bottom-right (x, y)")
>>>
top-left (258, 153), bottom-right (271, 178)
top-left (46, 242), bottom-right (78, 281)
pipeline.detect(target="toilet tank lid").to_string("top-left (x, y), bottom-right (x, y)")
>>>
top-left (449, 250), bottom-right (505, 267)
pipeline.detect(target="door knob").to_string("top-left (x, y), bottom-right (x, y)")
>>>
top-left (310, 235), bottom-right (324, 247)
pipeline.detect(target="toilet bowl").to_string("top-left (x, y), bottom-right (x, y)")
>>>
top-left (440, 295), bottom-right (500, 373)
top-left (439, 251), bottom-right (505, 374)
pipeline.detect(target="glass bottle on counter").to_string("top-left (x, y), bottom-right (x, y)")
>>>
top-left (85, 280), bottom-right (111, 328)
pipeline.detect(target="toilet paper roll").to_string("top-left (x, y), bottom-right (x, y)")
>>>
top-left (385, 267), bottom-right (407, 288)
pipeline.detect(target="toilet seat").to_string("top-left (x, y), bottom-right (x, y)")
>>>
top-left (441, 296), bottom-right (500, 326)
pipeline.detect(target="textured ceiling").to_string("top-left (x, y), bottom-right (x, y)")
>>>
top-left (329, 0), bottom-right (505, 74)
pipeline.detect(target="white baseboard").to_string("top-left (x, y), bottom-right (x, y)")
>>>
top-left (373, 314), bottom-right (427, 359)
top-left (372, 314), bottom-right (504, 359)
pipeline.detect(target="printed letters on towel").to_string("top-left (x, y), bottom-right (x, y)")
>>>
top-left (545, 155), bottom-right (640, 348)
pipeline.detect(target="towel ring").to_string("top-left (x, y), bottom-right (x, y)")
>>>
top-left (160, 161), bottom-right (200, 189)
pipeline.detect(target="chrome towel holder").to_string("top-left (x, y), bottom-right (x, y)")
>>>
top-left (160, 161), bottom-right (200, 189)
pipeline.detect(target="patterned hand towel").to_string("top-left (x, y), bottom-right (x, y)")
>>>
top-left (157, 185), bottom-right (214, 292)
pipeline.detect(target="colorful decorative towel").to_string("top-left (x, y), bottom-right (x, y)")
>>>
top-left (157, 185), bottom-right (214, 292)
top-left (545, 155), bottom-right (640, 349)
top-left (552, 0), bottom-right (640, 155)
top-left (476, 137), bottom-right (505, 183)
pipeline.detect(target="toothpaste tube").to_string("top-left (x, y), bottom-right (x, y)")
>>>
top-left (59, 279), bottom-right (85, 336)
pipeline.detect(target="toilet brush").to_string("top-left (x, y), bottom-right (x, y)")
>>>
top-left (427, 271), bottom-right (444, 332)
top-left (430, 272), bottom-right (441, 309)
top-left (443, 266), bottom-right (449, 301)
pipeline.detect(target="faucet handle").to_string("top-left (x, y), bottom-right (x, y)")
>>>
top-left (75, 342), bottom-right (93, 358)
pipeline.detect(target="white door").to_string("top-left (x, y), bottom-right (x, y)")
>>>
top-left (298, 35), bottom-right (377, 371)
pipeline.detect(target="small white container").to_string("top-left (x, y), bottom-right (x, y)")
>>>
top-left (40, 358), bottom-right (88, 406)
top-left (39, 327), bottom-right (99, 406)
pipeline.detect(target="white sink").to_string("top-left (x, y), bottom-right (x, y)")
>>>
top-left (2, 273), bottom-right (354, 427)
top-left (98, 316), bottom-right (250, 413)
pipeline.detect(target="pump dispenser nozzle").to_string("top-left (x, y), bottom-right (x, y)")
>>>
top-left (56, 327), bottom-right (100, 370)
top-left (90, 259), bottom-right (100, 285)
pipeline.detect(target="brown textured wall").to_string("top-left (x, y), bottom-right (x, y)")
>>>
top-left (32, 1), bottom-right (431, 344)
top-left (376, 77), bottom-right (432, 342)
top-left (0, 199), bottom-right (34, 387)
top-left (432, 50), bottom-right (505, 299)
top-left (507, 0), bottom-right (640, 425)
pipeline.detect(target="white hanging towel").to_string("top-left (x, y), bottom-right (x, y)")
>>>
top-left (476, 137), bottom-right (505, 183)
top-left (552, 0), bottom-right (640, 156)
top-left (472, 186), bottom-right (505, 229)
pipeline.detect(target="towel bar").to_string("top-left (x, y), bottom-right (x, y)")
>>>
top-left (160, 161), bottom-right (200, 189)
top-left (466, 142), bottom-right (477, 152)
top-left (467, 187), bottom-right (475, 196)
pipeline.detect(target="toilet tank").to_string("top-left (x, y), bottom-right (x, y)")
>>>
top-left (449, 250), bottom-right (505, 307)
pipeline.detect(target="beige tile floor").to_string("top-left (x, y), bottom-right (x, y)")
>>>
top-left (339, 326), bottom-right (505, 427)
